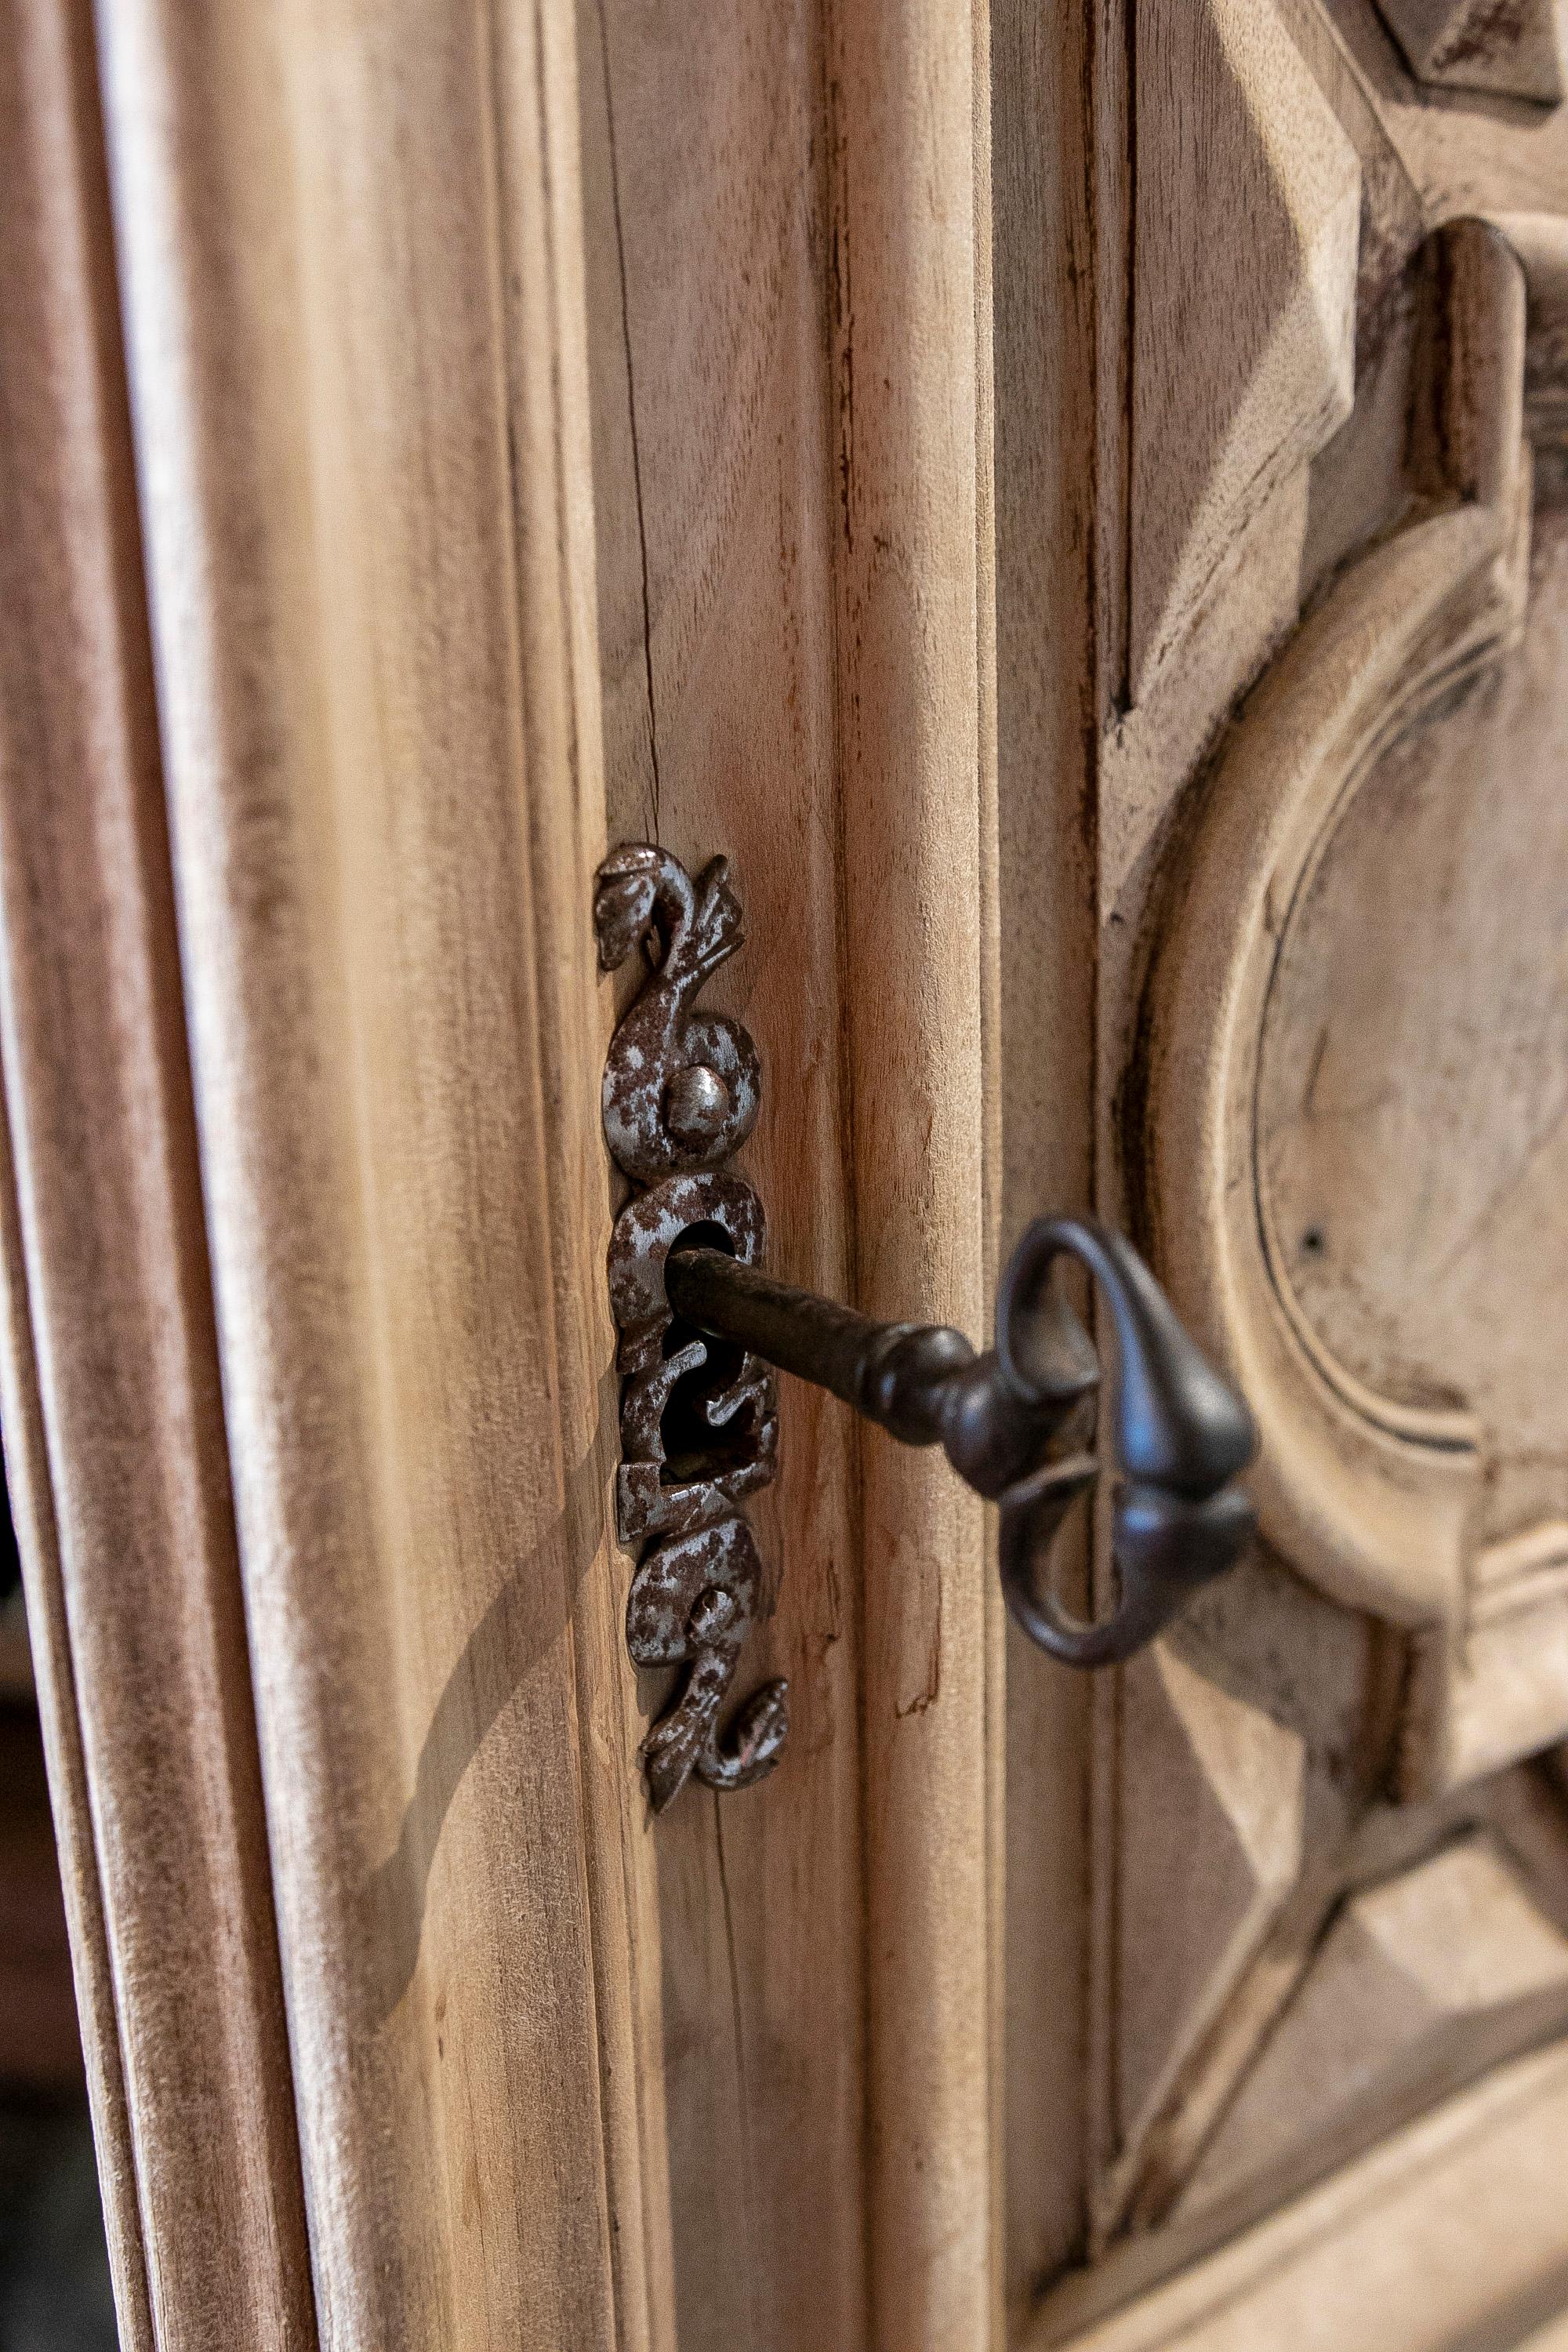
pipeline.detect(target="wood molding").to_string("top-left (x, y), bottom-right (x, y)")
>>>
top-left (829, 0), bottom-right (1002, 2341)
top-left (92, 0), bottom-right (672, 2341)
top-left (0, 2), bottom-right (315, 2342)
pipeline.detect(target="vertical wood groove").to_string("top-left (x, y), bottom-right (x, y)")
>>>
top-left (93, 0), bottom-right (663, 2341)
top-left (827, 0), bottom-right (1000, 2340)
top-left (485, 0), bottom-right (677, 2336)
top-left (0, 2), bottom-right (318, 2342)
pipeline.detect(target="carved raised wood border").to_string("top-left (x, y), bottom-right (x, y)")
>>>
top-left (1134, 218), bottom-right (1568, 1797)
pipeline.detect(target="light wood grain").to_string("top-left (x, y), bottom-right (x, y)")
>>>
top-left (578, 2), bottom-right (866, 2342)
top-left (1323, 0), bottom-right (1568, 217)
top-left (1173, 1835), bottom-right (1568, 2225)
top-left (0, 2), bottom-right (314, 2342)
top-left (11, 0), bottom-right (1566, 2337)
top-left (1113, 1648), bottom-right (1306, 2159)
top-left (1138, 205), bottom-right (1568, 1811)
top-left (1142, 223), bottom-right (1525, 1638)
top-left (93, 0), bottom-right (670, 2342)
top-left (1373, 0), bottom-right (1566, 103)
top-left (1133, 0), bottom-right (1360, 695)
top-left (1000, 0), bottom-right (1568, 2325)
top-left (829, 0), bottom-right (1001, 2342)
top-left (1031, 2039), bottom-right (1568, 2350)
top-left (582, 0), bottom-right (1000, 2342)
top-left (1067, 0), bottom-right (1370, 2288)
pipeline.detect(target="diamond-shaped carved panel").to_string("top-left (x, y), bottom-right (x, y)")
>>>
top-left (1134, 0), bottom-right (1360, 692)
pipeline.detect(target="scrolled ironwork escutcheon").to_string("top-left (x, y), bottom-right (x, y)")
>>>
top-left (597, 844), bottom-right (786, 1813)
top-left (597, 842), bottom-right (1259, 1812)
top-left (596, 844), bottom-right (760, 1182)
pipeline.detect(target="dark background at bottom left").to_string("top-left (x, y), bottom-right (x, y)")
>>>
top-left (0, 1482), bottom-right (117, 2352)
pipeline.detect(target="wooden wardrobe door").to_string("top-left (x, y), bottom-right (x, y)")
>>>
top-left (997, 5), bottom-right (1568, 2347)
top-left (31, 0), bottom-right (1568, 2344)
top-left (0, 0), bottom-right (1003, 2347)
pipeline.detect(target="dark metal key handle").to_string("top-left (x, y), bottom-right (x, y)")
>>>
top-left (597, 841), bottom-right (1256, 1809)
top-left (664, 1217), bottom-right (1257, 1668)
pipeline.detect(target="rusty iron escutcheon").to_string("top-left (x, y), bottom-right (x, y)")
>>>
top-left (596, 844), bottom-right (786, 1811)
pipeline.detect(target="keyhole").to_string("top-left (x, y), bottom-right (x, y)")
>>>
top-left (659, 1224), bottom-right (760, 1483)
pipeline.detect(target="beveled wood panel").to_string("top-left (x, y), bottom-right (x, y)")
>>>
top-left (1032, 2040), bottom-right (1568, 2350)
